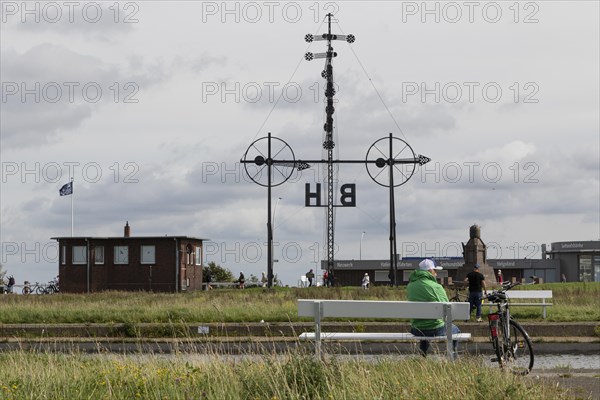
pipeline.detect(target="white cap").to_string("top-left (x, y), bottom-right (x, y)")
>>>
top-left (419, 259), bottom-right (442, 271)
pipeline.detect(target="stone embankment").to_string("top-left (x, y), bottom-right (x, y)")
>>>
top-left (1, 321), bottom-right (598, 343)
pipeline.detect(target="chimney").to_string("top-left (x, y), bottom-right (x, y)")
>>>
top-left (124, 221), bottom-right (131, 237)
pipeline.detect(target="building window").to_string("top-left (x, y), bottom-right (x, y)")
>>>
top-left (61, 246), bottom-right (66, 265)
top-left (141, 245), bottom-right (155, 264)
top-left (72, 246), bottom-right (87, 264)
top-left (114, 246), bottom-right (129, 264)
top-left (195, 247), bottom-right (202, 265)
top-left (95, 246), bottom-right (104, 264)
top-left (579, 255), bottom-right (593, 282)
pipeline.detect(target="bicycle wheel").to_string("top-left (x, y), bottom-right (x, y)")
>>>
top-left (22, 286), bottom-right (31, 295)
top-left (504, 320), bottom-right (534, 375)
top-left (489, 315), bottom-right (504, 367)
top-left (35, 285), bottom-right (46, 295)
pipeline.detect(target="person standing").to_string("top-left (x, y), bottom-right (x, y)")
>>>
top-left (238, 272), bottom-right (245, 289)
top-left (7, 276), bottom-right (15, 294)
top-left (464, 264), bottom-right (487, 322)
top-left (261, 272), bottom-right (268, 287)
top-left (361, 273), bottom-right (370, 289)
top-left (407, 259), bottom-right (461, 358)
top-left (496, 269), bottom-right (503, 284)
top-left (306, 269), bottom-right (315, 287)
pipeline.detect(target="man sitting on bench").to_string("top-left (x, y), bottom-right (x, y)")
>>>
top-left (407, 259), bottom-right (461, 358)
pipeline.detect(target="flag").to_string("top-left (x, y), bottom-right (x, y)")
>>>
top-left (59, 181), bottom-right (73, 196)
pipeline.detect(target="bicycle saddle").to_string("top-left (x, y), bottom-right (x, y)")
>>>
top-left (487, 293), bottom-right (507, 302)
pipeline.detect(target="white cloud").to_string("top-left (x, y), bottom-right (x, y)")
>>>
top-left (1, 1), bottom-right (598, 286)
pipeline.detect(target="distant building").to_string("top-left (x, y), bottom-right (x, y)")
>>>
top-left (321, 239), bottom-right (599, 287)
top-left (52, 222), bottom-right (207, 293)
top-left (544, 241), bottom-right (600, 283)
top-left (321, 257), bottom-right (559, 286)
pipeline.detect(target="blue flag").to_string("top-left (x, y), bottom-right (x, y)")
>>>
top-left (59, 181), bottom-right (73, 196)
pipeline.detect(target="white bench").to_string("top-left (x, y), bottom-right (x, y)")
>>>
top-left (298, 299), bottom-right (471, 359)
top-left (487, 290), bottom-right (553, 318)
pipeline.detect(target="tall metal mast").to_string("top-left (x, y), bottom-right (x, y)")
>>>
top-left (305, 13), bottom-right (355, 276)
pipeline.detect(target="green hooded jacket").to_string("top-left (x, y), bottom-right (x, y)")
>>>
top-left (406, 269), bottom-right (449, 330)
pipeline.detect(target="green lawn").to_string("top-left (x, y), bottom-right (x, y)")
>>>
top-left (0, 351), bottom-right (575, 400)
top-left (0, 282), bottom-right (598, 324)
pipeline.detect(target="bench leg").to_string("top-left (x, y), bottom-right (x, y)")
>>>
top-left (444, 304), bottom-right (454, 360)
top-left (314, 302), bottom-right (322, 358)
top-left (542, 299), bottom-right (546, 319)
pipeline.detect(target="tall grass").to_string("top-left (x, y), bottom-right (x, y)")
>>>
top-left (0, 283), bottom-right (598, 324)
top-left (0, 349), bottom-right (574, 399)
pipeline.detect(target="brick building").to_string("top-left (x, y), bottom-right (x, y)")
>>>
top-left (52, 222), bottom-right (207, 293)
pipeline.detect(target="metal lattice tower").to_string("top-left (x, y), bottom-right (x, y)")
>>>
top-left (304, 13), bottom-right (355, 274)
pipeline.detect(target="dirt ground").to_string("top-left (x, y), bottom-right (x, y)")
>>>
top-left (533, 369), bottom-right (600, 399)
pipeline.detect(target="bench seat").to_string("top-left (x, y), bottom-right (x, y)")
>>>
top-left (298, 299), bottom-right (471, 359)
top-left (299, 332), bottom-right (471, 341)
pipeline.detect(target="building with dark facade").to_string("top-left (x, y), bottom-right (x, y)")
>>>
top-left (52, 222), bottom-right (207, 293)
top-left (322, 240), bottom-right (599, 287)
top-left (545, 241), bottom-right (600, 283)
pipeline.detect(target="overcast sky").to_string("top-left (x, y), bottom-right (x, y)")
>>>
top-left (1, 1), bottom-right (598, 286)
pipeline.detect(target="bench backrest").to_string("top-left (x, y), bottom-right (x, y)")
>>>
top-left (298, 299), bottom-right (470, 320)
top-left (505, 290), bottom-right (552, 299)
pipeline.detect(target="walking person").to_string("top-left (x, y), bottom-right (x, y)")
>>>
top-left (464, 264), bottom-right (487, 322)
top-left (306, 269), bottom-right (315, 287)
top-left (407, 259), bottom-right (461, 358)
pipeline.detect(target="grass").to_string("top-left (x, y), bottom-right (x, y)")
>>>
top-left (0, 283), bottom-right (598, 324)
top-left (0, 348), bottom-right (575, 400)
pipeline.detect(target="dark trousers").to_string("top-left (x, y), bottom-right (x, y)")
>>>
top-left (468, 291), bottom-right (483, 318)
top-left (410, 325), bottom-right (460, 357)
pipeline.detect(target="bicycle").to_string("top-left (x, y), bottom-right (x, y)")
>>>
top-left (44, 281), bottom-right (59, 294)
top-left (449, 283), bottom-right (468, 302)
top-left (486, 281), bottom-right (534, 375)
top-left (22, 281), bottom-right (46, 295)
top-left (22, 279), bottom-right (59, 295)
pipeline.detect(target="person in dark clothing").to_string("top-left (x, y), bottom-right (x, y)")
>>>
top-left (464, 264), bottom-right (487, 322)
top-left (306, 269), bottom-right (315, 287)
top-left (7, 276), bottom-right (15, 294)
top-left (238, 272), bottom-right (245, 289)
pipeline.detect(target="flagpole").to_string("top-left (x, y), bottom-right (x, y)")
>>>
top-left (71, 177), bottom-right (74, 237)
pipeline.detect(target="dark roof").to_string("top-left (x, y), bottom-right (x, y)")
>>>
top-left (51, 236), bottom-right (208, 241)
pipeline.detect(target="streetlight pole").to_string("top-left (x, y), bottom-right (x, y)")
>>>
top-left (360, 231), bottom-right (365, 260)
top-left (273, 197), bottom-right (282, 229)
top-left (271, 197), bottom-right (282, 285)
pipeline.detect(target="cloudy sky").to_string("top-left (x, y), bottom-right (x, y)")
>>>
top-left (1, 1), bottom-right (598, 286)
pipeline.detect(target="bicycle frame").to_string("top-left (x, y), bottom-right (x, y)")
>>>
top-left (488, 300), bottom-right (511, 342)
top-left (486, 282), bottom-right (534, 374)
